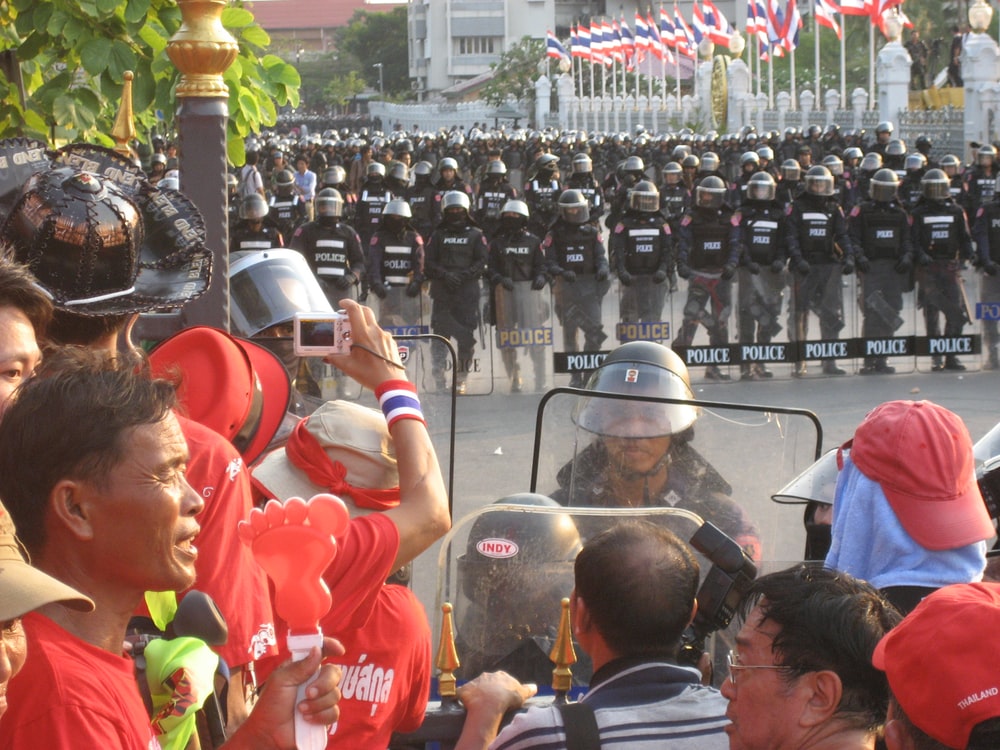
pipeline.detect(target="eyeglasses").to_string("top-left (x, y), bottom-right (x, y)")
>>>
top-left (726, 649), bottom-right (792, 685)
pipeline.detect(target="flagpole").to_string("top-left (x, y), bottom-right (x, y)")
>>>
top-left (815, 10), bottom-right (821, 105)
top-left (840, 16), bottom-right (846, 107)
top-left (768, 43), bottom-right (775, 109)
top-left (868, 17), bottom-right (875, 110)
top-left (790, 42), bottom-right (797, 111)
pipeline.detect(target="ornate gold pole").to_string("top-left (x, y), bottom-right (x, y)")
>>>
top-left (549, 597), bottom-right (577, 704)
top-left (163, 0), bottom-right (240, 332)
top-left (436, 603), bottom-right (462, 708)
top-left (111, 71), bottom-right (136, 159)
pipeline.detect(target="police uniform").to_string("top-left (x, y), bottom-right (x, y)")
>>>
top-left (230, 220), bottom-right (283, 253)
top-left (406, 177), bottom-right (439, 245)
top-left (566, 174), bottom-right (605, 227)
top-left (737, 202), bottom-right (787, 378)
top-left (268, 193), bottom-right (306, 239)
top-left (523, 176), bottom-right (562, 238)
top-left (289, 217), bottom-right (365, 304)
top-left (474, 178), bottom-right (518, 241)
top-left (910, 195), bottom-right (974, 370)
top-left (963, 165), bottom-right (997, 218)
top-left (610, 212), bottom-right (673, 324)
top-left (786, 194), bottom-right (856, 375)
top-left (848, 199), bottom-right (914, 373)
top-left (488, 224), bottom-right (549, 392)
top-left (972, 199), bottom-right (1000, 369)
top-left (354, 179), bottom-right (393, 246)
top-left (366, 224), bottom-right (425, 328)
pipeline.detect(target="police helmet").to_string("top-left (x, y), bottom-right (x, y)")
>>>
top-left (389, 161), bottom-right (409, 182)
top-left (623, 155), bottom-right (645, 176)
top-left (226, 173), bottom-right (239, 191)
top-left (978, 144), bottom-right (997, 166)
top-left (869, 168), bottom-right (900, 203)
top-left (500, 199), bottom-right (530, 220)
top-left (239, 193), bottom-right (269, 221)
top-left (859, 152), bottom-right (884, 174)
top-left (804, 165), bottom-right (835, 197)
top-left (382, 198), bottom-right (412, 219)
top-left (535, 153), bottom-right (559, 176)
top-left (807, 124), bottom-right (822, 139)
top-left (681, 154), bottom-right (701, 170)
top-left (628, 180), bottom-right (660, 213)
top-left (700, 151), bottom-right (720, 173)
top-left (904, 153), bottom-right (927, 173)
top-left (572, 153), bottom-right (593, 175)
top-left (672, 144), bottom-right (691, 160)
top-left (821, 155), bottom-right (844, 177)
top-left (439, 157), bottom-right (459, 173)
top-left (843, 147), bottom-right (864, 163)
top-left (413, 160), bottom-right (433, 177)
top-left (441, 190), bottom-right (471, 215)
top-left (574, 341), bottom-right (699, 438)
top-left (486, 159), bottom-right (507, 175)
top-left (940, 154), bottom-right (962, 177)
top-left (756, 145), bottom-right (775, 162)
top-left (884, 139), bottom-right (907, 158)
top-left (920, 168), bottom-right (951, 201)
top-left (741, 151), bottom-right (761, 169)
top-left (366, 161), bottom-right (386, 179)
top-left (915, 135), bottom-right (933, 155)
top-left (275, 168), bottom-right (296, 194)
top-left (695, 175), bottom-right (727, 209)
top-left (150, 153), bottom-right (168, 167)
top-left (662, 161), bottom-right (683, 185)
top-left (558, 189), bottom-right (590, 224)
top-left (780, 159), bottom-right (801, 181)
top-left (157, 175), bottom-right (180, 192)
top-left (315, 188), bottom-right (344, 218)
top-left (746, 172), bottom-right (776, 202)
top-left (875, 121), bottom-right (894, 136)
top-left (322, 165), bottom-right (346, 187)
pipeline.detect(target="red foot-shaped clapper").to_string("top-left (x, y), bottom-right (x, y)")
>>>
top-left (238, 494), bottom-right (350, 750)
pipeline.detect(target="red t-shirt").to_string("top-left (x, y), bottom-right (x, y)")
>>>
top-left (176, 416), bottom-right (278, 668)
top-left (327, 583), bottom-right (431, 748)
top-left (0, 613), bottom-right (160, 750)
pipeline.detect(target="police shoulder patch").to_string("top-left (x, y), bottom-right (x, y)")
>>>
top-left (730, 212), bottom-right (741, 226)
top-left (785, 204), bottom-right (794, 215)
top-left (681, 215), bottom-right (692, 226)
top-left (977, 207), bottom-right (986, 218)
top-left (849, 205), bottom-right (861, 217)
top-left (613, 223), bottom-right (624, 234)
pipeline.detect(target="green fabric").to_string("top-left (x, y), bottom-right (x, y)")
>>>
top-left (143, 636), bottom-right (220, 750)
top-left (144, 590), bottom-right (178, 632)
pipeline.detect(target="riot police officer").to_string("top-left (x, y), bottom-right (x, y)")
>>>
top-left (565, 153), bottom-right (605, 228)
top-left (407, 160), bottom-right (439, 244)
top-left (848, 169), bottom-right (914, 375)
top-left (354, 161), bottom-right (393, 248)
top-left (321, 165), bottom-right (356, 223)
top-left (787, 165), bottom-right (859, 376)
top-left (523, 153), bottom-right (562, 238)
top-left (268, 168), bottom-right (307, 239)
top-left (610, 180), bottom-right (673, 326)
top-left (424, 190), bottom-right (489, 393)
top-left (673, 175), bottom-right (741, 380)
top-left (737, 172), bottom-right (787, 380)
top-left (910, 168), bottom-right (975, 371)
top-left (963, 144), bottom-right (998, 217)
top-left (658, 161), bottom-right (690, 229)
top-left (289, 188), bottom-right (364, 304)
top-left (542, 189), bottom-right (610, 386)
top-left (231, 193), bottom-right (284, 252)
top-left (366, 198), bottom-right (425, 328)
top-left (487, 200), bottom-right (549, 392)
top-left (971, 181), bottom-right (1000, 370)
top-left (604, 154), bottom-right (646, 231)
top-left (776, 159), bottom-right (803, 208)
top-left (474, 160), bottom-right (518, 241)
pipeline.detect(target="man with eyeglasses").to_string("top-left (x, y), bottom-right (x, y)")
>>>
top-left (721, 565), bottom-right (901, 750)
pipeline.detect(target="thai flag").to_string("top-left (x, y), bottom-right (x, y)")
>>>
top-left (577, 23), bottom-right (592, 61)
top-left (604, 18), bottom-right (619, 65)
top-left (620, 16), bottom-right (636, 68)
top-left (703, 0), bottom-right (733, 46)
top-left (635, 10), bottom-right (650, 55)
top-left (674, 2), bottom-right (698, 57)
top-left (764, 0), bottom-right (787, 56)
top-left (546, 30), bottom-right (570, 61)
top-left (691, 2), bottom-right (708, 44)
top-left (782, 0), bottom-right (802, 51)
top-left (839, 0), bottom-right (869, 14)
top-left (815, 0), bottom-right (842, 39)
top-left (650, 9), bottom-right (673, 63)
top-left (590, 20), bottom-right (605, 65)
top-left (660, 6), bottom-right (677, 50)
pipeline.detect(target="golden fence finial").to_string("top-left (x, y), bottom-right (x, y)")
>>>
top-left (436, 602), bottom-right (461, 701)
top-left (549, 597), bottom-right (577, 702)
top-left (112, 71), bottom-right (136, 159)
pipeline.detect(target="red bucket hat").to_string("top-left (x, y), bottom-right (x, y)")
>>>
top-left (873, 582), bottom-right (1000, 749)
top-left (149, 326), bottom-right (291, 465)
top-left (850, 400), bottom-right (995, 550)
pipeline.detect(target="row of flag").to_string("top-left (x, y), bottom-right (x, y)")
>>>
top-left (546, 0), bottom-right (912, 68)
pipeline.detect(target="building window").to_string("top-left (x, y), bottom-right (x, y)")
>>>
top-left (456, 36), bottom-right (498, 55)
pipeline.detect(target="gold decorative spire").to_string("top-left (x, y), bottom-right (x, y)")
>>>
top-left (166, 0), bottom-right (239, 98)
top-left (111, 71), bottom-right (136, 158)
top-left (436, 602), bottom-right (461, 702)
top-left (549, 597), bottom-right (577, 702)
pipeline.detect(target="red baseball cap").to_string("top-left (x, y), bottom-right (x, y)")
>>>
top-left (850, 400), bottom-right (995, 550)
top-left (873, 582), bottom-right (1000, 749)
top-left (149, 326), bottom-right (291, 465)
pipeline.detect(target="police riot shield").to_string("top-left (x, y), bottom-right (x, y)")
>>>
top-left (666, 271), bottom-right (743, 382)
top-left (550, 275), bottom-right (618, 387)
top-left (614, 276), bottom-right (678, 351)
top-left (854, 259), bottom-right (919, 375)
top-left (914, 263), bottom-right (983, 373)
top-left (490, 279), bottom-right (554, 393)
top-left (787, 264), bottom-right (860, 377)
top-left (369, 282), bottom-right (429, 336)
top-left (973, 266), bottom-right (1000, 371)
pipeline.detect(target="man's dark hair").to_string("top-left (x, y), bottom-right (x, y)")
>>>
top-left (739, 564), bottom-right (902, 734)
top-left (47, 309), bottom-right (130, 347)
top-left (892, 696), bottom-right (1000, 750)
top-left (0, 258), bottom-right (52, 337)
top-left (0, 347), bottom-right (177, 554)
top-left (575, 521), bottom-right (699, 658)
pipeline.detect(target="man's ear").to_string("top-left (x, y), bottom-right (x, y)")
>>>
top-left (687, 599), bottom-right (698, 628)
top-left (799, 670), bottom-right (844, 728)
top-left (49, 479), bottom-right (95, 542)
top-left (883, 718), bottom-right (912, 750)
top-left (571, 591), bottom-right (592, 636)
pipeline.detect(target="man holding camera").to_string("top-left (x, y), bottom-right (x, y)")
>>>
top-left (454, 521), bottom-right (730, 750)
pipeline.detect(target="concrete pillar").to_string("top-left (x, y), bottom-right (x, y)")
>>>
top-left (534, 74), bottom-right (551, 129)
top-left (603, 95), bottom-right (612, 132)
top-left (800, 89), bottom-right (815, 129)
top-left (727, 57), bottom-right (751, 133)
top-left (851, 87), bottom-right (868, 131)
top-left (556, 73), bottom-right (573, 131)
top-left (776, 91), bottom-right (791, 132)
top-left (875, 40), bottom-right (911, 135)
top-left (963, 31), bottom-right (1000, 164)
top-left (824, 89), bottom-right (840, 125)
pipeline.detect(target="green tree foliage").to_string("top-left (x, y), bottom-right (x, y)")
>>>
top-left (481, 37), bottom-right (546, 108)
top-left (0, 0), bottom-right (299, 165)
top-left (324, 71), bottom-right (367, 112)
top-left (332, 7), bottom-right (408, 98)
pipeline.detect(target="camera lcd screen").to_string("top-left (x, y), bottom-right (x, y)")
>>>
top-left (299, 319), bottom-right (337, 348)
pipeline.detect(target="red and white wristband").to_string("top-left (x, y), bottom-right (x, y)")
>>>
top-left (375, 380), bottom-right (426, 428)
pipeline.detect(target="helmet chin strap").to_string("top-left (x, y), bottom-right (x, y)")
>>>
top-left (610, 449), bottom-right (672, 505)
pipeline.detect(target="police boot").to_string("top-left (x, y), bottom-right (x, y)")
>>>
top-left (931, 356), bottom-right (945, 372)
top-left (860, 358), bottom-right (878, 375)
top-left (985, 348), bottom-right (999, 371)
top-left (510, 364), bottom-right (523, 393)
top-left (822, 359), bottom-right (846, 376)
top-left (456, 371), bottom-right (469, 395)
top-left (740, 363), bottom-right (754, 381)
top-left (793, 361), bottom-right (808, 377)
top-left (755, 363), bottom-right (773, 378)
top-left (944, 355), bottom-right (966, 371)
top-left (875, 357), bottom-right (896, 375)
top-left (705, 365), bottom-right (731, 381)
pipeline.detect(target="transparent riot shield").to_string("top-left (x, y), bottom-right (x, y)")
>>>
top-left (914, 263), bottom-right (982, 373)
top-left (666, 272), bottom-right (742, 383)
top-left (490, 279), bottom-right (554, 394)
top-left (787, 264), bottom-right (859, 377)
top-left (973, 267), bottom-right (1000, 371)
top-left (614, 275), bottom-right (677, 349)
top-left (854, 260), bottom-right (919, 375)
top-left (369, 281), bottom-right (429, 334)
top-left (731, 266), bottom-right (794, 380)
top-left (550, 275), bottom-right (618, 387)
top-left (421, 280), bottom-right (495, 395)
